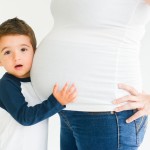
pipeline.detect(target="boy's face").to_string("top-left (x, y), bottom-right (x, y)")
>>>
top-left (0, 35), bottom-right (34, 78)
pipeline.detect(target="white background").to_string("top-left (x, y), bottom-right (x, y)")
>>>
top-left (0, 0), bottom-right (150, 149)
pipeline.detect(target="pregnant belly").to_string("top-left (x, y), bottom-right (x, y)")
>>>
top-left (31, 39), bottom-right (142, 107)
top-left (31, 39), bottom-right (118, 101)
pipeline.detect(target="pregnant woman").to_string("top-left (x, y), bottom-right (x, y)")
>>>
top-left (31, 0), bottom-right (150, 149)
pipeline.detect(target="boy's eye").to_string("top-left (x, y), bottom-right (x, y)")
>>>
top-left (21, 48), bottom-right (27, 52)
top-left (4, 51), bottom-right (11, 55)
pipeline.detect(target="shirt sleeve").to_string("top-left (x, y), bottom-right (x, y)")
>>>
top-left (0, 79), bottom-right (65, 126)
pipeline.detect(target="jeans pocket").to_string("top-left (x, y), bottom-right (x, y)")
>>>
top-left (134, 115), bottom-right (148, 146)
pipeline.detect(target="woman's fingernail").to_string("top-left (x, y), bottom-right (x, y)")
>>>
top-left (126, 120), bottom-right (129, 123)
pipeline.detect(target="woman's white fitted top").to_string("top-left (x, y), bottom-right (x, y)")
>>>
top-left (31, 0), bottom-right (150, 111)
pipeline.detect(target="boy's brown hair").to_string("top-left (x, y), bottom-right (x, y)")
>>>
top-left (0, 17), bottom-right (37, 51)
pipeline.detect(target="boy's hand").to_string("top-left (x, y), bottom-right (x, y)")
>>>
top-left (53, 83), bottom-right (77, 105)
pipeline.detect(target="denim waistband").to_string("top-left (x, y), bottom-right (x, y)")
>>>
top-left (87, 111), bottom-right (115, 115)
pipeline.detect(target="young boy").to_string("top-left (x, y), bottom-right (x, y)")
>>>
top-left (0, 17), bottom-right (77, 150)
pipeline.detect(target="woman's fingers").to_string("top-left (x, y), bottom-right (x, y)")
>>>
top-left (126, 110), bottom-right (145, 123)
top-left (112, 83), bottom-right (150, 123)
top-left (114, 102), bottom-right (143, 112)
top-left (113, 95), bottom-right (139, 104)
top-left (113, 83), bottom-right (142, 112)
top-left (118, 83), bottom-right (139, 96)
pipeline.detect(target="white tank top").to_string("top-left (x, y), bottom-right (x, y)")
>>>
top-left (31, 0), bottom-right (150, 111)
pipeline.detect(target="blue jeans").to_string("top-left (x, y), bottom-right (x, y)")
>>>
top-left (58, 110), bottom-right (148, 150)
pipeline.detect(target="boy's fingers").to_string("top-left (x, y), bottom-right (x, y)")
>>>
top-left (53, 83), bottom-right (58, 94)
top-left (67, 84), bottom-right (76, 94)
top-left (68, 90), bottom-right (77, 101)
top-left (62, 82), bottom-right (69, 94)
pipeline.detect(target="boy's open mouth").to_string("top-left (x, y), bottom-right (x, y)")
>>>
top-left (15, 64), bottom-right (23, 69)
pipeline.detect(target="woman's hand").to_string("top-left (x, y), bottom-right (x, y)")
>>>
top-left (113, 83), bottom-right (150, 123)
top-left (145, 0), bottom-right (150, 4)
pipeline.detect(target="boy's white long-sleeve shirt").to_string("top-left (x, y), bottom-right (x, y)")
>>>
top-left (0, 73), bottom-right (64, 150)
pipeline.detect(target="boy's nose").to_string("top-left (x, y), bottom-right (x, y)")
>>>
top-left (13, 52), bottom-right (21, 61)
